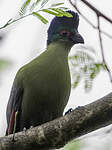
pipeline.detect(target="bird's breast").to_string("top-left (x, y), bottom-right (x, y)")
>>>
top-left (20, 54), bottom-right (71, 127)
top-left (23, 60), bottom-right (71, 107)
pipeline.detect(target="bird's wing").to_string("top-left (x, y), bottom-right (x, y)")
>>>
top-left (6, 84), bottom-right (23, 135)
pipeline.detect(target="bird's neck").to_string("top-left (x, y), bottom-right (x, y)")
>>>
top-left (46, 41), bottom-right (72, 56)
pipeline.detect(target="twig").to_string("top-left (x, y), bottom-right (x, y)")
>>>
top-left (80, 0), bottom-right (112, 24)
top-left (0, 14), bottom-right (32, 30)
top-left (97, 15), bottom-right (112, 82)
top-left (69, 0), bottom-right (112, 39)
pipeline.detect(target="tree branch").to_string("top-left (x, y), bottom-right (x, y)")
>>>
top-left (1, 92), bottom-right (112, 150)
top-left (69, 0), bottom-right (112, 39)
top-left (80, 0), bottom-right (112, 24)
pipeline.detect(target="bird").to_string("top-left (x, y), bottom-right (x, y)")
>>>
top-left (6, 10), bottom-right (84, 135)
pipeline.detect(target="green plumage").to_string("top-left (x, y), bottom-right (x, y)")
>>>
top-left (6, 10), bottom-right (84, 135)
top-left (16, 41), bottom-right (71, 130)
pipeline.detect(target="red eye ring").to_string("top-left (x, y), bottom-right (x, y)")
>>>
top-left (59, 30), bottom-right (71, 37)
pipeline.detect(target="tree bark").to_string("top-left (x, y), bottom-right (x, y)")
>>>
top-left (0, 92), bottom-right (112, 150)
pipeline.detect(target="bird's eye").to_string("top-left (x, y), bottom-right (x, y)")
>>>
top-left (59, 30), bottom-right (71, 37)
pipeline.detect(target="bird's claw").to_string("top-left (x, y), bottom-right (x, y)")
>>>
top-left (65, 108), bottom-right (73, 115)
top-left (30, 126), bottom-right (33, 129)
top-left (23, 127), bottom-right (27, 132)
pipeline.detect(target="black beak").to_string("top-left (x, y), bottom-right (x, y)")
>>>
top-left (69, 31), bottom-right (84, 44)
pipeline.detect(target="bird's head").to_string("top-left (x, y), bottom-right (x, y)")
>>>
top-left (47, 10), bottom-right (84, 47)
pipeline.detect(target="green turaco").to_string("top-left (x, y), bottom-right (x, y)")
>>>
top-left (6, 10), bottom-right (84, 135)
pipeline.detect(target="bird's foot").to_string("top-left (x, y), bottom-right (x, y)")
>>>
top-left (65, 108), bottom-right (73, 115)
top-left (12, 134), bottom-right (15, 142)
top-left (30, 126), bottom-right (33, 129)
top-left (23, 127), bottom-right (27, 132)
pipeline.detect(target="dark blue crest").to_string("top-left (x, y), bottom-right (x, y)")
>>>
top-left (47, 10), bottom-right (79, 45)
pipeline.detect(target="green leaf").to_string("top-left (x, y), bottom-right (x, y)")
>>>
top-left (90, 72), bottom-right (96, 79)
top-left (30, 0), bottom-right (41, 11)
top-left (94, 64), bottom-right (100, 72)
top-left (36, 0), bottom-right (41, 4)
top-left (20, 0), bottom-right (31, 15)
top-left (84, 79), bottom-right (92, 92)
top-left (41, 9), bottom-right (63, 17)
top-left (0, 59), bottom-right (12, 71)
top-left (32, 12), bottom-right (48, 24)
top-left (30, 3), bottom-right (36, 11)
top-left (51, 3), bottom-right (64, 7)
top-left (49, 8), bottom-right (73, 17)
top-left (69, 51), bottom-right (95, 67)
top-left (95, 63), bottom-right (106, 70)
top-left (89, 63), bottom-right (105, 79)
top-left (41, 0), bottom-right (49, 8)
top-left (102, 64), bottom-right (106, 70)
top-left (69, 55), bottom-right (79, 61)
top-left (73, 75), bottom-right (80, 88)
top-left (58, 7), bottom-right (69, 10)
top-left (77, 51), bottom-right (94, 62)
top-left (83, 65), bottom-right (87, 72)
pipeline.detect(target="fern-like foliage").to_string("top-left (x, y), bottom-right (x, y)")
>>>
top-left (51, 3), bottom-right (64, 7)
top-left (19, 0), bottom-right (71, 24)
top-left (32, 12), bottom-right (48, 24)
top-left (0, 0), bottom-right (72, 29)
top-left (19, 0), bottom-right (32, 16)
top-left (30, 0), bottom-right (41, 11)
top-left (69, 46), bottom-right (106, 92)
top-left (41, 0), bottom-right (49, 8)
